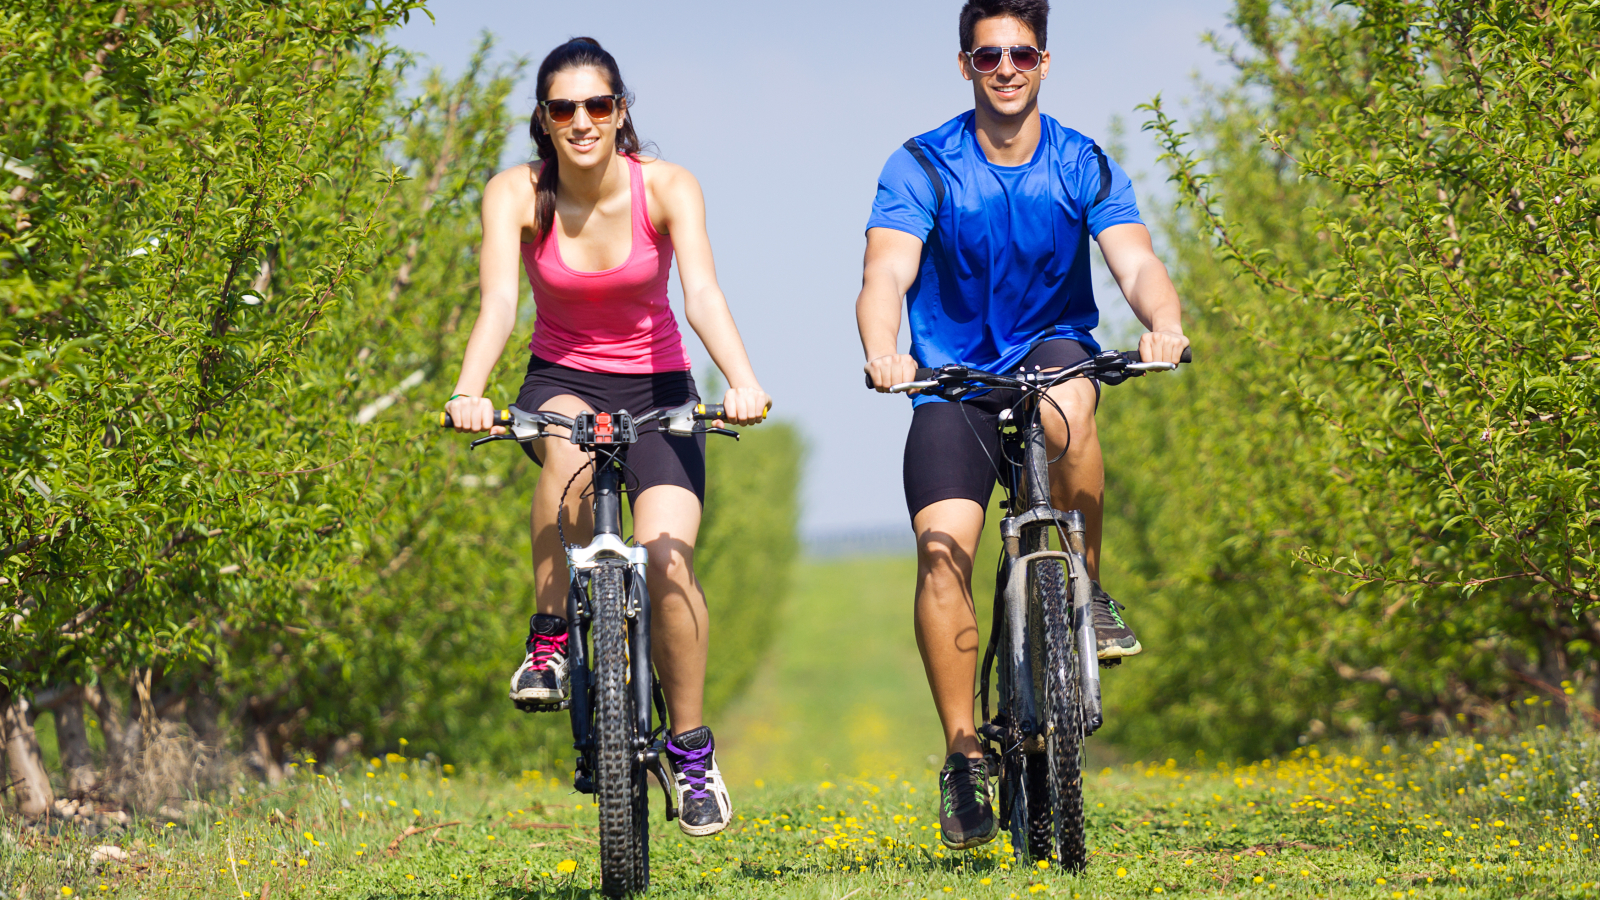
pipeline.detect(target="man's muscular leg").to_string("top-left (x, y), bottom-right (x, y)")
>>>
top-left (1038, 377), bottom-right (1103, 579)
top-left (911, 498), bottom-right (987, 760)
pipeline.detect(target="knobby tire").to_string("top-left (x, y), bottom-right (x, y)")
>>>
top-left (1023, 557), bottom-right (1055, 860)
top-left (1038, 557), bottom-right (1088, 871)
top-left (594, 565), bottom-right (647, 896)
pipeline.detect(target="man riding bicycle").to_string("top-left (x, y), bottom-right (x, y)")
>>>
top-left (856, 0), bottom-right (1189, 852)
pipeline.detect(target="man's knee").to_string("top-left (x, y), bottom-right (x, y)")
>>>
top-left (1040, 385), bottom-right (1097, 454)
top-left (916, 533), bottom-right (978, 599)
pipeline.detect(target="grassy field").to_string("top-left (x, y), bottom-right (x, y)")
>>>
top-left (5, 557), bottom-right (1599, 898)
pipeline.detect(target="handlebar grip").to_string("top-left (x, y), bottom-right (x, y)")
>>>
top-left (1119, 347), bottom-right (1193, 365)
top-left (694, 402), bottom-right (770, 421)
top-left (439, 410), bottom-right (512, 429)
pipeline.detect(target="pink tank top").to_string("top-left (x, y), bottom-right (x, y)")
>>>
top-left (523, 155), bottom-right (691, 374)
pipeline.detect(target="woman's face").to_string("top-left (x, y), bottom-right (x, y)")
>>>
top-left (540, 66), bottom-right (625, 172)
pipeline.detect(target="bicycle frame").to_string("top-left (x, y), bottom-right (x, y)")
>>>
top-left (978, 387), bottom-right (1104, 744)
top-left (560, 452), bottom-right (675, 810)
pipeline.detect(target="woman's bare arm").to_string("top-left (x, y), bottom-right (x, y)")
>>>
top-left (446, 166), bottom-right (533, 433)
top-left (654, 163), bottom-right (771, 426)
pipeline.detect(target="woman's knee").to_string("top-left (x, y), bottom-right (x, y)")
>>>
top-left (644, 537), bottom-right (697, 588)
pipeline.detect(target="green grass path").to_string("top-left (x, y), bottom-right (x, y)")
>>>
top-left (7, 559), bottom-right (1599, 898)
top-left (716, 556), bottom-right (944, 784)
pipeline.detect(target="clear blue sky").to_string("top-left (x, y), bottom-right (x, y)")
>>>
top-left (391, 0), bottom-right (1237, 537)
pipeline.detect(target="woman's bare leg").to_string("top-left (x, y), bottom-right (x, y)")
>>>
top-left (630, 485), bottom-right (708, 733)
top-left (529, 394), bottom-right (595, 616)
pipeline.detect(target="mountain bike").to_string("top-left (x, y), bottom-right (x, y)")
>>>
top-left (440, 401), bottom-right (740, 897)
top-left (883, 346), bottom-right (1189, 871)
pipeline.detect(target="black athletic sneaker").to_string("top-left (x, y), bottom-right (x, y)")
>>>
top-left (663, 726), bottom-right (732, 837)
top-left (509, 614), bottom-right (569, 704)
top-left (1091, 581), bottom-right (1142, 659)
top-left (938, 753), bottom-right (997, 850)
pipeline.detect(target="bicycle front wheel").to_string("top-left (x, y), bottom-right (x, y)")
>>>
top-left (593, 564), bottom-right (648, 896)
top-left (1036, 555), bottom-right (1087, 871)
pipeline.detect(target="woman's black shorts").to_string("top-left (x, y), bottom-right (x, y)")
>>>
top-left (515, 355), bottom-right (706, 504)
top-left (903, 339), bottom-right (1100, 519)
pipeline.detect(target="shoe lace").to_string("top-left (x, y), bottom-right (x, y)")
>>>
top-left (1092, 593), bottom-right (1126, 631)
top-left (941, 758), bottom-right (988, 812)
top-left (669, 743), bottom-right (715, 801)
top-left (526, 632), bottom-right (567, 669)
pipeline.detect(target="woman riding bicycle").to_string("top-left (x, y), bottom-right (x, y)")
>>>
top-left (444, 37), bottom-right (770, 838)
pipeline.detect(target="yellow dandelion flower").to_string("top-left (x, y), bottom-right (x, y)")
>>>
top-left (556, 859), bottom-right (578, 874)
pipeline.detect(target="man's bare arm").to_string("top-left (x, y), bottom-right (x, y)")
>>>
top-left (857, 227), bottom-right (927, 391)
top-left (1097, 223), bottom-right (1189, 365)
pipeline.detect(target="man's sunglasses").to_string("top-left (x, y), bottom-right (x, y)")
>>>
top-left (965, 45), bottom-right (1042, 73)
top-left (539, 94), bottom-right (624, 124)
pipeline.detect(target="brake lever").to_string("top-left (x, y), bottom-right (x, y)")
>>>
top-left (469, 433), bottom-right (518, 450)
top-left (703, 427), bottom-right (741, 441)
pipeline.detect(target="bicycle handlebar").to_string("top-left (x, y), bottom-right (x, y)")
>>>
top-left (865, 346), bottom-right (1193, 394)
top-left (438, 401), bottom-right (753, 450)
top-left (438, 402), bottom-right (767, 431)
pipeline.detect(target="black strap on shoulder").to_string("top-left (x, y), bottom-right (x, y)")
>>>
top-left (1089, 143), bottom-right (1112, 206)
top-left (903, 138), bottom-right (945, 213)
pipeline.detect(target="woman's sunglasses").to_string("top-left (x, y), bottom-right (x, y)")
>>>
top-left (965, 45), bottom-right (1042, 73)
top-left (539, 94), bottom-right (624, 124)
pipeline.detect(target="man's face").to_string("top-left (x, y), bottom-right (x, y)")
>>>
top-left (958, 16), bottom-right (1049, 119)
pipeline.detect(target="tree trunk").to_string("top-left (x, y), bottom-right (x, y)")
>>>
top-left (83, 680), bottom-right (133, 789)
top-left (54, 689), bottom-right (98, 796)
top-left (249, 724), bottom-right (285, 785)
top-left (1, 689), bottom-right (56, 818)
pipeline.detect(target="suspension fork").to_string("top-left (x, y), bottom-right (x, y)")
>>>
top-left (1061, 510), bottom-right (1103, 734)
top-left (999, 517), bottom-right (1039, 735)
top-left (628, 563), bottom-right (653, 748)
top-left (567, 575), bottom-right (594, 753)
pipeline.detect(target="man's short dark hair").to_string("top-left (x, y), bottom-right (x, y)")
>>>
top-left (959, 0), bottom-right (1048, 51)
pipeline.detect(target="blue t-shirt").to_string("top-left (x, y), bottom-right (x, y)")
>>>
top-left (866, 111), bottom-right (1143, 404)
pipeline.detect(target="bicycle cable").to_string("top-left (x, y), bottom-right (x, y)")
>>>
top-left (556, 459), bottom-right (594, 551)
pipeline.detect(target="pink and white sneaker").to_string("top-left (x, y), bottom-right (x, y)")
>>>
top-left (509, 614), bottom-right (569, 705)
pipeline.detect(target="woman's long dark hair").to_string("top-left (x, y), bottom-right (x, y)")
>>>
top-left (529, 38), bottom-right (646, 243)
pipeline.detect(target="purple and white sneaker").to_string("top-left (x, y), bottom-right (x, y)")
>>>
top-left (663, 726), bottom-right (731, 836)
top-left (509, 614), bottom-right (569, 705)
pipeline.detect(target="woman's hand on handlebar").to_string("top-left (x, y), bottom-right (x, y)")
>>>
top-left (718, 386), bottom-right (771, 427)
top-left (1138, 329), bottom-right (1190, 366)
top-left (864, 354), bottom-right (920, 393)
top-left (445, 395), bottom-right (506, 435)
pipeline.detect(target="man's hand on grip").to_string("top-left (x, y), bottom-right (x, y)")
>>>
top-left (865, 354), bottom-right (920, 393)
top-left (1138, 330), bottom-right (1190, 367)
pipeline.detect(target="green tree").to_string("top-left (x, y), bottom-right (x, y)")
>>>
top-left (1098, 0), bottom-right (1599, 757)
top-left (2, 8), bottom-right (801, 806)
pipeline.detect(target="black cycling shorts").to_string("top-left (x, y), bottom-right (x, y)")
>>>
top-left (515, 354), bottom-right (706, 504)
top-left (903, 339), bottom-right (1100, 520)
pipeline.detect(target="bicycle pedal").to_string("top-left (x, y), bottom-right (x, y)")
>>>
top-left (512, 699), bottom-right (570, 713)
top-left (1098, 658), bottom-right (1123, 669)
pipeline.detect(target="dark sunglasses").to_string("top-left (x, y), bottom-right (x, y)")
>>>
top-left (539, 94), bottom-right (623, 124)
top-left (966, 45), bottom-right (1042, 73)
